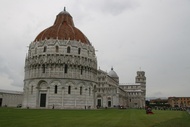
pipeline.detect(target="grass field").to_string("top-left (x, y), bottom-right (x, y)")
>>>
top-left (0, 108), bottom-right (189, 127)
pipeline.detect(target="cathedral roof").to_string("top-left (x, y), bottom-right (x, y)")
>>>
top-left (108, 67), bottom-right (119, 78)
top-left (34, 7), bottom-right (91, 45)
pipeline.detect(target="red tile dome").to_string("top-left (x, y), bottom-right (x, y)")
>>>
top-left (34, 8), bottom-right (91, 45)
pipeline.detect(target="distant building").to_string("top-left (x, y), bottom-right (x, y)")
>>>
top-left (96, 68), bottom-right (127, 108)
top-left (168, 97), bottom-right (190, 108)
top-left (147, 98), bottom-right (170, 108)
top-left (0, 89), bottom-right (23, 107)
top-left (149, 98), bottom-right (168, 104)
top-left (22, 8), bottom-right (146, 109)
top-left (120, 71), bottom-right (146, 108)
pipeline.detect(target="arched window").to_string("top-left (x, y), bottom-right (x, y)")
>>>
top-left (35, 48), bottom-right (37, 54)
top-left (43, 46), bottom-right (47, 52)
top-left (89, 88), bottom-right (91, 96)
top-left (42, 64), bottom-right (45, 73)
top-left (31, 86), bottom-right (33, 94)
top-left (29, 50), bottom-right (31, 56)
top-left (64, 64), bottom-right (68, 73)
top-left (78, 48), bottom-right (81, 54)
top-left (80, 87), bottom-right (82, 95)
top-left (54, 85), bottom-right (57, 94)
top-left (81, 66), bottom-right (83, 75)
top-left (87, 51), bottom-right (89, 56)
top-left (68, 86), bottom-right (71, 94)
top-left (56, 46), bottom-right (59, 52)
top-left (67, 47), bottom-right (70, 53)
top-left (94, 85), bottom-right (96, 90)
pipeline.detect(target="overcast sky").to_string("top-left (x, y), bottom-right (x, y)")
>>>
top-left (0, 0), bottom-right (190, 98)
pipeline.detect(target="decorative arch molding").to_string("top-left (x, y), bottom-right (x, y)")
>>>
top-left (27, 81), bottom-right (35, 87)
top-left (67, 59), bottom-right (71, 64)
top-left (107, 96), bottom-right (112, 100)
top-left (77, 82), bottom-right (86, 91)
top-left (56, 57), bottom-right (63, 64)
top-left (45, 39), bottom-right (56, 46)
top-left (55, 39), bottom-right (60, 45)
top-left (49, 80), bottom-right (62, 86)
top-left (88, 83), bottom-right (93, 89)
top-left (37, 80), bottom-right (48, 89)
top-left (64, 80), bottom-right (75, 87)
top-left (77, 81), bottom-right (86, 86)
top-left (97, 94), bottom-right (102, 98)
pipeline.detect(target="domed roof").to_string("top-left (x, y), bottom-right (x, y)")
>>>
top-left (34, 7), bottom-right (91, 45)
top-left (108, 67), bottom-right (118, 78)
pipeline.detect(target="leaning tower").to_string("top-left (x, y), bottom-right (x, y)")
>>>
top-left (23, 8), bottom-right (97, 109)
top-left (135, 71), bottom-right (146, 107)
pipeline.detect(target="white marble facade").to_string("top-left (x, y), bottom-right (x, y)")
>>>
top-left (23, 39), bottom-right (97, 109)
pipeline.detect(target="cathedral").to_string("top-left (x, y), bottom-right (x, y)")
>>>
top-left (22, 8), bottom-right (146, 109)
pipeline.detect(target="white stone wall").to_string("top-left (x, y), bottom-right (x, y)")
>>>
top-left (23, 39), bottom-right (97, 109)
top-left (23, 78), bottom-right (96, 109)
top-left (0, 93), bottom-right (23, 107)
top-left (25, 39), bottom-right (97, 82)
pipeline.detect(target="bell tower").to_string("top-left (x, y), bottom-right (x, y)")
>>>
top-left (135, 71), bottom-right (146, 107)
top-left (135, 71), bottom-right (146, 84)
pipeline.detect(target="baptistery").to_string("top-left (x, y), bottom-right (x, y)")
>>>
top-left (23, 8), bottom-right (97, 109)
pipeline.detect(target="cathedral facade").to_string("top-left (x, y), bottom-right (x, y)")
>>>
top-left (22, 8), bottom-right (146, 109)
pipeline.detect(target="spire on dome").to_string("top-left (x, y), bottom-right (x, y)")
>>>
top-left (58, 7), bottom-right (70, 15)
top-left (111, 67), bottom-right (113, 70)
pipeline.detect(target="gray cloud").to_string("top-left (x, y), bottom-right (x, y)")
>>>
top-left (0, 55), bottom-right (23, 88)
top-left (95, 0), bottom-right (139, 15)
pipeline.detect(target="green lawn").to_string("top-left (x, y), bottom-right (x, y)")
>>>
top-left (0, 108), bottom-right (189, 127)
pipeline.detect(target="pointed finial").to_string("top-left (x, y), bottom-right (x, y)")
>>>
top-left (111, 66), bottom-right (113, 70)
top-left (64, 7), bottom-right (66, 11)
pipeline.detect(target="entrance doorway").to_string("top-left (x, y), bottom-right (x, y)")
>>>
top-left (134, 103), bottom-right (138, 108)
top-left (40, 94), bottom-right (46, 107)
top-left (0, 98), bottom-right (2, 107)
top-left (108, 101), bottom-right (111, 107)
top-left (97, 99), bottom-right (101, 107)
